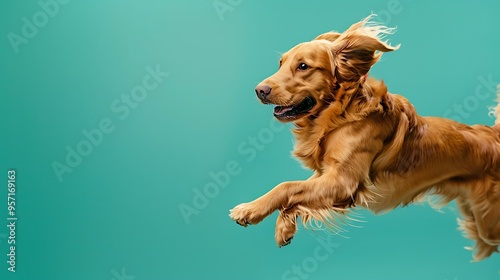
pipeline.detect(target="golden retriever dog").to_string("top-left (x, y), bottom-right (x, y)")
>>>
top-left (229, 15), bottom-right (500, 261)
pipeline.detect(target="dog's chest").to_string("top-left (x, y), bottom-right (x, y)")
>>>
top-left (293, 130), bottom-right (328, 171)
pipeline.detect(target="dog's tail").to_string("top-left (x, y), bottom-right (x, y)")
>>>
top-left (492, 84), bottom-right (500, 126)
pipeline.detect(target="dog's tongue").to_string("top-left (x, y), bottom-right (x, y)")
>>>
top-left (274, 105), bottom-right (294, 115)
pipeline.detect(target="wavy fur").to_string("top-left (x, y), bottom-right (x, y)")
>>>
top-left (230, 16), bottom-right (500, 261)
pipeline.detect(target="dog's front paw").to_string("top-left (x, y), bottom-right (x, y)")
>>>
top-left (275, 211), bottom-right (297, 247)
top-left (229, 202), bottom-right (267, 227)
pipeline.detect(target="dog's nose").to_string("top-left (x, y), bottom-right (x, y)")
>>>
top-left (255, 84), bottom-right (272, 101)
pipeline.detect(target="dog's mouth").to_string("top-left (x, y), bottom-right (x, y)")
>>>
top-left (273, 96), bottom-right (316, 121)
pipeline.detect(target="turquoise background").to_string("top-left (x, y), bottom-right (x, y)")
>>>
top-left (1, 0), bottom-right (499, 279)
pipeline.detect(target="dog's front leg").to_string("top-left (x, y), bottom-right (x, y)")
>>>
top-left (229, 180), bottom-right (303, 227)
top-left (229, 172), bottom-right (354, 227)
top-left (229, 172), bottom-right (318, 227)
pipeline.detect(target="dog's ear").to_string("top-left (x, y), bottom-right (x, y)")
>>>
top-left (314, 31), bottom-right (341, 42)
top-left (330, 15), bottom-right (400, 83)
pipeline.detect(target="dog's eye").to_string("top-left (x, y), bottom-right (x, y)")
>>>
top-left (297, 63), bottom-right (309, 71)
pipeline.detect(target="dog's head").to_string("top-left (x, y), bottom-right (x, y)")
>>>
top-left (255, 16), bottom-right (399, 122)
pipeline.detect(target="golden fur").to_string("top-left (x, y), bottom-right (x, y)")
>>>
top-left (229, 16), bottom-right (500, 261)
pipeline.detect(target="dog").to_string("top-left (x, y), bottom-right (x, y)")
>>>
top-left (229, 15), bottom-right (500, 261)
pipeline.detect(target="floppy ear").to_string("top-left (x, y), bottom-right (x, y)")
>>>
top-left (314, 31), bottom-right (341, 42)
top-left (330, 15), bottom-right (400, 83)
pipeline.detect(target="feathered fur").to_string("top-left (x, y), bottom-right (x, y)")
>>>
top-left (230, 15), bottom-right (500, 261)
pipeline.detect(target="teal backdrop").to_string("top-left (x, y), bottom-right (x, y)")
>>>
top-left (1, 1), bottom-right (499, 279)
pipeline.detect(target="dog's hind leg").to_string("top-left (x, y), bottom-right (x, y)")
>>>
top-left (456, 198), bottom-right (497, 261)
top-left (459, 180), bottom-right (500, 260)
